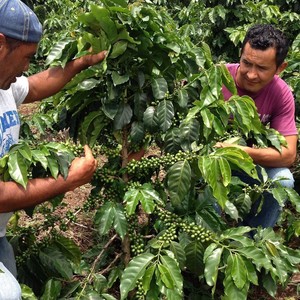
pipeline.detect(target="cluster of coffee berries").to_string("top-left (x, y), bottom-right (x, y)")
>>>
top-left (156, 207), bottom-right (212, 244)
top-left (126, 150), bottom-right (198, 179)
top-left (127, 215), bottom-right (145, 256)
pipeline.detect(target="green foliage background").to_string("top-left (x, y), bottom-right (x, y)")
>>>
top-left (5, 0), bottom-right (300, 299)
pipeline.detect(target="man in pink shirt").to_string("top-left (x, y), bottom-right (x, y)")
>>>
top-left (217, 24), bottom-right (298, 229)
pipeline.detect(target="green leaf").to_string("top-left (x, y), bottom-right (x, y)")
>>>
top-left (8, 151), bottom-right (28, 187)
top-left (139, 190), bottom-right (156, 214)
top-left (231, 254), bottom-right (247, 289)
top-left (142, 265), bottom-right (156, 294)
top-left (111, 71), bottom-right (129, 86)
top-left (90, 4), bottom-right (118, 41)
top-left (156, 100), bottom-right (175, 132)
top-left (242, 257), bottom-right (258, 285)
top-left (93, 274), bottom-right (108, 294)
top-left (110, 40), bottom-right (128, 59)
top-left (112, 204), bottom-right (127, 239)
top-left (81, 111), bottom-right (106, 146)
top-left (39, 246), bottom-right (73, 280)
top-left (204, 246), bottom-right (223, 287)
top-left (271, 185), bottom-right (287, 207)
top-left (54, 235), bottom-right (81, 265)
top-left (237, 246), bottom-right (273, 271)
top-left (113, 103), bottom-right (133, 130)
top-left (179, 119), bottom-right (200, 151)
top-left (177, 89), bottom-right (189, 108)
top-left (167, 160), bottom-right (191, 207)
top-left (143, 106), bottom-right (158, 131)
top-left (158, 264), bottom-right (174, 289)
top-left (262, 273), bottom-right (277, 298)
top-left (46, 156), bottom-right (59, 179)
top-left (17, 143), bottom-right (32, 161)
top-left (52, 150), bottom-right (73, 179)
top-left (151, 77), bottom-right (168, 99)
top-left (124, 188), bottom-right (140, 215)
top-left (220, 63), bottom-right (237, 95)
top-left (94, 202), bottom-right (115, 235)
top-left (20, 284), bottom-right (37, 300)
top-left (120, 253), bottom-right (155, 300)
top-left (198, 156), bottom-right (229, 208)
top-left (223, 271), bottom-right (249, 300)
top-left (170, 242), bottom-right (186, 270)
top-left (130, 122), bottom-right (145, 143)
top-left (285, 187), bottom-right (300, 213)
top-left (40, 279), bottom-right (62, 300)
top-left (32, 149), bottom-right (48, 170)
top-left (45, 39), bottom-right (74, 66)
top-left (185, 241), bottom-right (205, 275)
top-left (160, 255), bottom-right (183, 292)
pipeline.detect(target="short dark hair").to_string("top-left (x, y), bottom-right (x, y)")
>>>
top-left (5, 36), bottom-right (23, 51)
top-left (241, 24), bottom-right (290, 67)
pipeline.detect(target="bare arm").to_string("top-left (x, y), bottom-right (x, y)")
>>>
top-left (0, 146), bottom-right (97, 213)
top-left (215, 135), bottom-right (298, 168)
top-left (24, 51), bottom-right (107, 103)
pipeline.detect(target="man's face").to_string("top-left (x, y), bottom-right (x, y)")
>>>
top-left (0, 37), bottom-right (37, 90)
top-left (236, 42), bottom-right (286, 94)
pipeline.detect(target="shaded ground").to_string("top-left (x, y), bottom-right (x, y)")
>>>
top-left (18, 103), bottom-right (300, 299)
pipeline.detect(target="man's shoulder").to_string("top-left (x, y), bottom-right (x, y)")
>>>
top-left (225, 63), bottom-right (239, 75)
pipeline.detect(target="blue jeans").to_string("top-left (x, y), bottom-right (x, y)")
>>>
top-left (0, 237), bottom-right (21, 300)
top-left (238, 167), bottom-right (294, 228)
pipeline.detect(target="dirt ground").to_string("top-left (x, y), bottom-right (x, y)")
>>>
top-left (18, 103), bottom-right (300, 299)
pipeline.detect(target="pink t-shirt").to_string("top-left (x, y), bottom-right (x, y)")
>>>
top-left (222, 64), bottom-right (297, 136)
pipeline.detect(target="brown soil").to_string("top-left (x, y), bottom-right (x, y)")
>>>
top-left (17, 103), bottom-right (300, 299)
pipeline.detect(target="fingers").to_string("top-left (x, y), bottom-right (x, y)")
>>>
top-left (83, 145), bottom-right (98, 168)
top-left (83, 145), bottom-right (93, 159)
top-left (214, 142), bottom-right (223, 148)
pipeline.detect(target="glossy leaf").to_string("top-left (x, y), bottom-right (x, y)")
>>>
top-left (90, 4), bottom-right (118, 40)
top-left (40, 279), bottom-right (62, 300)
top-left (111, 71), bottom-right (129, 86)
top-left (39, 246), bottom-right (73, 280)
top-left (170, 242), bottom-right (186, 270)
top-left (120, 253), bottom-right (155, 300)
top-left (8, 151), bottom-right (28, 188)
top-left (130, 121), bottom-right (145, 143)
top-left (158, 264), bottom-right (174, 289)
top-left (220, 63), bottom-right (237, 95)
top-left (204, 246), bottom-right (223, 287)
top-left (160, 255), bottom-right (183, 292)
top-left (142, 265), bottom-right (156, 294)
top-left (94, 202), bottom-right (115, 235)
top-left (143, 106), bottom-right (158, 131)
top-left (54, 235), bottom-right (81, 265)
top-left (151, 77), bottom-right (168, 100)
top-left (223, 270), bottom-right (249, 300)
top-left (124, 188), bottom-right (140, 215)
top-left (184, 241), bottom-right (205, 275)
top-left (156, 100), bottom-right (175, 132)
top-left (112, 204), bottom-right (127, 239)
top-left (113, 103), bottom-right (133, 130)
top-left (231, 254), bottom-right (247, 289)
top-left (237, 246), bottom-right (273, 271)
top-left (45, 39), bottom-right (74, 65)
top-left (110, 40), bottom-right (128, 59)
top-left (285, 187), bottom-right (300, 212)
top-left (167, 160), bottom-right (191, 207)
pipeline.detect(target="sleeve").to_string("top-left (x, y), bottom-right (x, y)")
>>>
top-left (270, 80), bottom-right (297, 136)
top-left (11, 76), bottom-right (29, 107)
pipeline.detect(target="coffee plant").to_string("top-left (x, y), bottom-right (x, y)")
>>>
top-left (4, 0), bottom-right (300, 299)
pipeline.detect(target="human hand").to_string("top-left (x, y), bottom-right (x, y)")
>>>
top-left (79, 50), bottom-right (108, 68)
top-left (214, 142), bottom-right (245, 150)
top-left (66, 145), bottom-right (98, 190)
